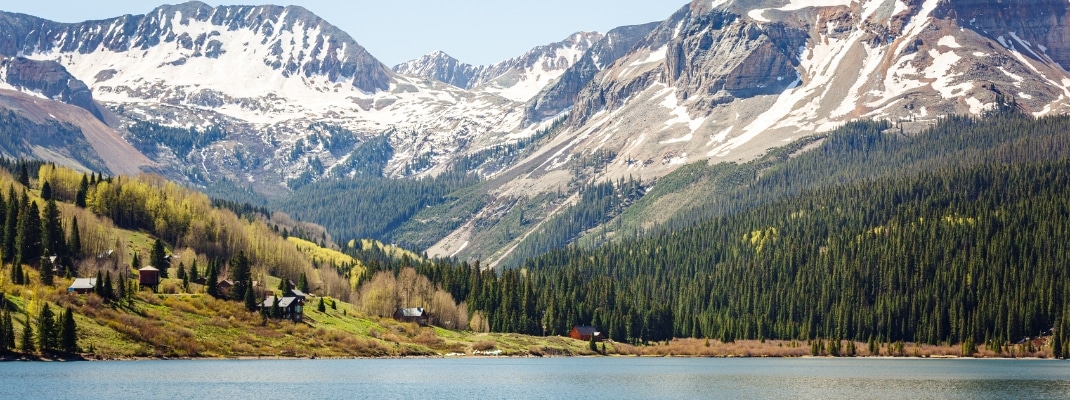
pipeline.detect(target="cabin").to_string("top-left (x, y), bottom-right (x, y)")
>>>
top-left (569, 326), bottom-right (603, 342)
top-left (217, 279), bottom-right (236, 298)
top-left (138, 266), bottom-right (160, 292)
top-left (394, 307), bottom-right (429, 325)
top-left (261, 296), bottom-right (303, 322)
top-left (68, 278), bottom-right (97, 294)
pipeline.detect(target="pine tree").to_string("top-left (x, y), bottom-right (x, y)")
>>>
top-left (189, 260), bottom-right (199, 284)
top-left (2, 187), bottom-right (17, 263)
top-left (103, 271), bottom-right (113, 301)
top-left (15, 199), bottom-right (42, 266)
top-left (270, 297), bottom-right (281, 319)
top-left (298, 272), bottom-right (309, 293)
top-left (205, 262), bottom-right (219, 298)
top-left (243, 281), bottom-right (257, 312)
top-left (37, 304), bottom-right (56, 352)
top-left (317, 297), bottom-right (326, 312)
top-left (116, 272), bottom-right (126, 301)
top-left (1, 310), bottom-right (14, 350)
top-left (60, 307), bottom-right (77, 353)
top-left (0, 310), bottom-right (7, 352)
top-left (150, 238), bottom-right (167, 278)
top-left (39, 181), bottom-right (52, 201)
top-left (40, 197), bottom-right (64, 258)
top-left (16, 163), bottom-right (28, 187)
top-left (74, 174), bottom-right (88, 208)
top-left (130, 251), bottom-right (141, 270)
top-left (9, 259), bottom-right (21, 285)
top-left (94, 270), bottom-right (104, 298)
top-left (68, 217), bottom-right (81, 260)
top-left (40, 251), bottom-right (53, 286)
top-left (20, 315), bottom-right (34, 353)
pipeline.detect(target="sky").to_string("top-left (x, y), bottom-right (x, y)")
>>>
top-left (0, 0), bottom-right (687, 66)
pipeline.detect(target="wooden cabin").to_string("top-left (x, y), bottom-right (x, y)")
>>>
top-left (569, 326), bottom-right (603, 342)
top-left (394, 307), bottom-right (429, 326)
top-left (138, 266), bottom-right (160, 292)
top-left (68, 278), bottom-right (97, 294)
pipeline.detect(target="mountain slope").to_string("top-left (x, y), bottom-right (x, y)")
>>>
top-left (394, 32), bottom-right (603, 102)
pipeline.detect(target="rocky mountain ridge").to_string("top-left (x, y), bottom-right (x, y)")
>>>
top-left (2, 0), bottom-right (1070, 266)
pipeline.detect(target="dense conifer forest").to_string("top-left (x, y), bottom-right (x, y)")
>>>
top-left (347, 110), bottom-right (1070, 356)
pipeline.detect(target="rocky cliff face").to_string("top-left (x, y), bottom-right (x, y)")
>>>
top-left (0, 56), bottom-right (103, 120)
top-left (392, 51), bottom-right (483, 89)
top-left (395, 32), bottom-right (602, 102)
top-left (525, 22), bottom-right (660, 124)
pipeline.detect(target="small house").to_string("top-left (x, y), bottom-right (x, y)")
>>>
top-left (68, 278), bottom-right (97, 294)
top-left (261, 296), bottom-right (303, 322)
top-left (394, 307), bottom-right (429, 325)
top-left (569, 326), bottom-right (603, 342)
top-left (138, 266), bottom-right (160, 291)
top-left (217, 279), bottom-right (236, 298)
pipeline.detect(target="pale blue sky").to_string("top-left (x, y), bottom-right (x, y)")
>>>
top-left (0, 1), bottom-right (686, 66)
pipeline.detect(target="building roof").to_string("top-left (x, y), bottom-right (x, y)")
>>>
top-left (262, 296), bottom-right (298, 308)
top-left (397, 307), bottom-right (425, 317)
top-left (290, 289), bottom-right (307, 298)
top-left (68, 278), bottom-right (97, 290)
top-left (218, 279), bottom-right (235, 287)
top-left (139, 266), bottom-right (160, 272)
top-left (572, 326), bottom-right (600, 336)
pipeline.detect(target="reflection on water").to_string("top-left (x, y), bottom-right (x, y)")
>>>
top-left (0, 357), bottom-right (1067, 399)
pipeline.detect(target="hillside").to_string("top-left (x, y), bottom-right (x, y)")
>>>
top-left (370, 111), bottom-right (1070, 358)
top-left (0, 161), bottom-right (602, 359)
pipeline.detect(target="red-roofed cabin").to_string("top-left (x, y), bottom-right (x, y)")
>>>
top-left (569, 325), bottom-right (603, 342)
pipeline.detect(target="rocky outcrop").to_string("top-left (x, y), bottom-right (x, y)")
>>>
top-left (0, 1), bottom-right (391, 92)
top-left (393, 51), bottom-right (483, 89)
top-left (524, 22), bottom-right (659, 124)
top-left (941, 0), bottom-right (1070, 70)
top-left (0, 56), bottom-right (103, 120)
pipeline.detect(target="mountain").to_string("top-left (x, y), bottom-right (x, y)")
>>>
top-left (422, 0), bottom-right (1070, 264)
top-left (4, 0), bottom-right (1070, 267)
top-left (394, 32), bottom-right (603, 102)
top-left (0, 1), bottom-right (524, 192)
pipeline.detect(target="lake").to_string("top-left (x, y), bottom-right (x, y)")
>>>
top-left (1, 357), bottom-right (1067, 399)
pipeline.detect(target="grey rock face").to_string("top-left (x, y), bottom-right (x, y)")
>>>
top-left (525, 22), bottom-right (660, 124)
top-left (0, 56), bottom-right (103, 120)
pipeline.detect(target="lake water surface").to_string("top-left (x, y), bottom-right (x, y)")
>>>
top-left (1, 357), bottom-right (1067, 399)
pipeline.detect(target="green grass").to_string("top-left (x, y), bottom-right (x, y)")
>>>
top-left (2, 274), bottom-right (598, 359)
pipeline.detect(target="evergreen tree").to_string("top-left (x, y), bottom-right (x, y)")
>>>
top-left (243, 281), bottom-right (257, 312)
top-left (317, 297), bottom-right (326, 313)
top-left (150, 238), bottom-right (167, 278)
top-left (103, 271), bottom-right (113, 301)
top-left (16, 163), bottom-right (28, 187)
top-left (116, 272), bottom-right (126, 301)
top-left (40, 251), bottom-right (53, 286)
top-left (589, 333), bottom-right (597, 353)
top-left (9, 259), bottom-right (21, 285)
top-left (189, 260), bottom-right (199, 284)
top-left (20, 315), bottom-right (34, 353)
top-left (94, 270), bottom-right (104, 298)
top-left (130, 251), bottom-right (141, 270)
top-left (75, 174), bottom-right (88, 208)
top-left (37, 304), bottom-right (56, 352)
top-left (270, 296), bottom-right (281, 319)
top-left (331, 299), bottom-right (337, 310)
top-left (40, 197), bottom-right (64, 258)
top-left (0, 310), bottom-right (7, 352)
top-left (298, 272), bottom-right (309, 293)
top-left (2, 186), bottom-right (17, 263)
top-left (39, 181), bottom-right (52, 201)
top-left (205, 261), bottom-right (219, 298)
top-left (1, 310), bottom-right (14, 351)
top-left (60, 307), bottom-right (77, 353)
top-left (15, 199), bottom-right (42, 266)
top-left (68, 217), bottom-right (81, 260)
